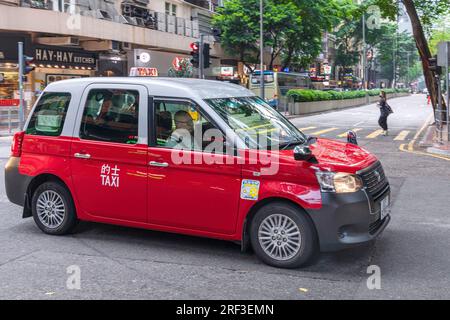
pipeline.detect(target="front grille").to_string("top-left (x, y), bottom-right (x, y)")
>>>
top-left (369, 217), bottom-right (385, 235)
top-left (358, 161), bottom-right (388, 198)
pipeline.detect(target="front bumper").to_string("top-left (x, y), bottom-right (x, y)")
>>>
top-left (307, 186), bottom-right (391, 252)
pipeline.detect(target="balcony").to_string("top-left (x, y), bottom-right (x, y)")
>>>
top-left (184, 0), bottom-right (223, 12)
top-left (0, 7), bottom-right (205, 54)
top-left (10, 0), bottom-right (200, 38)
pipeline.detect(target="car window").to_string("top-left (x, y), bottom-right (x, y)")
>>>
top-left (26, 92), bottom-right (71, 136)
top-left (154, 100), bottom-right (225, 153)
top-left (205, 96), bottom-right (306, 149)
top-left (79, 89), bottom-right (139, 144)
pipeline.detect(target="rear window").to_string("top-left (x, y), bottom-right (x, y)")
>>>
top-left (26, 92), bottom-right (71, 136)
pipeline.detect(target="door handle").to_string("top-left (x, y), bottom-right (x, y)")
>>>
top-left (74, 153), bottom-right (91, 159)
top-left (149, 161), bottom-right (169, 168)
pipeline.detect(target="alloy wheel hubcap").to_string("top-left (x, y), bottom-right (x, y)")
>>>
top-left (258, 214), bottom-right (301, 261)
top-left (36, 190), bottom-right (65, 229)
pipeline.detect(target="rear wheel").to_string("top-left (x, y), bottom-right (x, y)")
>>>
top-left (32, 181), bottom-right (78, 235)
top-left (250, 202), bottom-right (318, 268)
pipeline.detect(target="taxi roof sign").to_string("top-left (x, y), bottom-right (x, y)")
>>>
top-left (129, 67), bottom-right (158, 77)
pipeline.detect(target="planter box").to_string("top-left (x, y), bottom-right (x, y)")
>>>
top-left (290, 93), bottom-right (410, 115)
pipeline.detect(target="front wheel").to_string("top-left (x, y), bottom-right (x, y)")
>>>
top-left (250, 202), bottom-right (318, 268)
top-left (32, 181), bottom-right (78, 235)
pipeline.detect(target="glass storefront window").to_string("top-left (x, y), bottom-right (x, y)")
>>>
top-left (0, 65), bottom-right (19, 99)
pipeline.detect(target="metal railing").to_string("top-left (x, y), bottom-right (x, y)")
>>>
top-left (0, 106), bottom-right (19, 134)
top-left (435, 108), bottom-right (449, 144)
top-left (15, 0), bottom-right (202, 38)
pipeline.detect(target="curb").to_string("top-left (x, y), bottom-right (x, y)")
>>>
top-left (399, 113), bottom-right (450, 161)
top-left (427, 146), bottom-right (450, 157)
top-left (284, 94), bottom-right (411, 119)
top-left (418, 125), bottom-right (435, 148)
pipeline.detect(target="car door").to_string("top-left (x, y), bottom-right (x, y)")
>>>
top-left (147, 98), bottom-right (242, 235)
top-left (70, 84), bottom-right (148, 223)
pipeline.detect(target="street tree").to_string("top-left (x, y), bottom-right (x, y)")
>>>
top-left (374, 0), bottom-right (450, 110)
top-left (429, 14), bottom-right (450, 54)
top-left (282, 0), bottom-right (346, 70)
top-left (333, 3), bottom-right (365, 81)
top-left (212, 0), bottom-right (346, 72)
top-left (168, 58), bottom-right (194, 78)
top-left (212, 0), bottom-right (301, 72)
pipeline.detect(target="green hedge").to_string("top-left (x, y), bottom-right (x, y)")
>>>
top-left (287, 88), bottom-right (408, 102)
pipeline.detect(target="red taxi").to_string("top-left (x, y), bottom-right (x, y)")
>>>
top-left (5, 78), bottom-right (390, 268)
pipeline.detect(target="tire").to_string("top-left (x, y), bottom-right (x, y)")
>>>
top-left (31, 181), bottom-right (78, 235)
top-left (250, 202), bottom-right (318, 268)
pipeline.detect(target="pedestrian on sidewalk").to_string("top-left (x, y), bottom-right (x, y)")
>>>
top-left (377, 90), bottom-right (393, 136)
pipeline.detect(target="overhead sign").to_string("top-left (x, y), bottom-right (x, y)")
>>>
top-left (0, 99), bottom-right (20, 107)
top-left (129, 67), bottom-right (158, 77)
top-left (34, 45), bottom-right (97, 68)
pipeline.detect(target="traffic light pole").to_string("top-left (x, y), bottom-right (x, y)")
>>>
top-left (18, 42), bottom-right (24, 130)
top-left (199, 34), bottom-right (204, 79)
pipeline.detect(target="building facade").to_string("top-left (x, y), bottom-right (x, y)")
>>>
top-left (0, 0), bottom-right (227, 107)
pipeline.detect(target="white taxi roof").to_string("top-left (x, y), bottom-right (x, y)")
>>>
top-left (44, 77), bottom-right (255, 100)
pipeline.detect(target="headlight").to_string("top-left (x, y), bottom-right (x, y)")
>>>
top-left (315, 172), bottom-right (363, 193)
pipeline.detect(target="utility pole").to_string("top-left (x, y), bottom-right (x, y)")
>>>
top-left (393, 0), bottom-right (399, 89)
top-left (260, 0), bottom-right (265, 100)
top-left (18, 42), bottom-right (24, 130)
top-left (362, 12), bottom-right (366, 90)
top-left (406, 51), bottom-right (410, 87)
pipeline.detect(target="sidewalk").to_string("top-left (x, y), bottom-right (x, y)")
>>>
top-left (419, 123), bottom-right (450, 157)
top-left (0, 136), bottom-right (12, 158)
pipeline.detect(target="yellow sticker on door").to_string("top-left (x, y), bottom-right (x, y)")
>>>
top-left (241, 179), bottom-right (260, 201)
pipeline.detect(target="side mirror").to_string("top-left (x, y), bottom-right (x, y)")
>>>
top-left (347, 131), bottom-right (358, 145)
top-left (293, 145), bottom-right (317, 163)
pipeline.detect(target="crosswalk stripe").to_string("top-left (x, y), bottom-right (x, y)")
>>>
top-left (337, 128), bottom-right (363, 138)
top-left (366, 129), bottom-right (384, 139)
top-left (394, 130), bottom-right (410, 141)
top-left (299, 126), bottom-right (316, 131)
top-left (310, 127), bottom-right (338, 136)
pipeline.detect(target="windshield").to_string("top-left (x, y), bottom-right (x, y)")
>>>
top-left (204, 96), bottom-right (306, 149)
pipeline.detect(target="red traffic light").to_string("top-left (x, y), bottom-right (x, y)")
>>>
top-left (190, 42), bottom-right (199, 52)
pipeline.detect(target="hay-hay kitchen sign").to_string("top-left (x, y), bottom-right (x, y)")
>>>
top-left (34, 46), bottom-right (98, 68)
